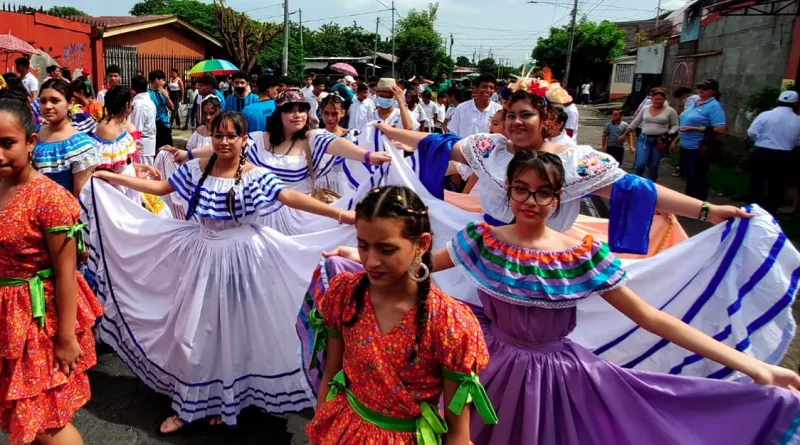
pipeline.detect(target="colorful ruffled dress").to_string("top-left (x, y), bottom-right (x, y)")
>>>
top-left (92, 131), bottom-right (142, 205)
top-left (448, 221), bottom-right (800, 445)
top-left (69, 103), bottom-right (98, 135)
top-left (33, 132), bottom-right (99, 195)
top-left (80, 161), bottom-right (321, 425)
top-left (0, 177), bottom-right (103, 445)
top-left (306, 271), bottom-right (496, 444)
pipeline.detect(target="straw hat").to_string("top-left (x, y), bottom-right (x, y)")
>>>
top-left (375, 78), bottom-right (397, 92)
top-left (545, 85), bottom-right (573, 105)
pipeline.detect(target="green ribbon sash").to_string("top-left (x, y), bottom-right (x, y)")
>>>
top-left (45, 222), bottom-right (88, 253)
top-left (308, 307), bottom-right (341, 371)
top-left (326, 370), bottom-right (448, 445)
top-left (0, 268), bottom-right (54, 328)
top-left (442, 368), bottom-right (499, 425)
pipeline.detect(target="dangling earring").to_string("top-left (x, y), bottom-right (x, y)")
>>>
top-left (407, 255), bottom-right (430, 283)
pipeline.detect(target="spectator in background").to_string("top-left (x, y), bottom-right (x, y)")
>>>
top-left (219, 75), bottom-right (231, 97)
top-left (71, 77), bottom-right (104, 122)
top-left (97, 64), bottom-right (122, 105)
top-left (223, 71), bottom-right (258, 112)
top-left (130, 74), bottom-right (157, 165)
top-left (348, 83), bottom-right (375, 131)
top-left (304, 77), bottom-right (327, 129)
top-left (60, 67), bottom-right (72, 81)
top-left (14, 57), bottom-right (38, 100)
top-left (367, 75), bottom-right (379, 102)
top-left (183, 82), bottom-right (198, 130)
top-left (370, 78), bottom-right (418, 130)
top-left (78, 68), bottom-right (95, 99)
top-left (330, 75), bottom-right (356, 110)
top-left (442, 86), bottom-right (463, 133)
top-left (167, 68), bottom-right (184, 128)
top-left (747, 90), bottom-right (800, 215)
top-left (44, 65), bottom-right (62, 82)
top-left (419, 90), bottom-right (439, 133)
top-left (67, 78), bottom-right (98, 135)
top-left (581, 80), bottom-right (592, 104)
top-left (447, 73), bottom-right (503, 137)
top-left (623, 88), bottom-right (679, 183)
top-left (148, 70), bottom-right (174, 150)
top-left (301, 73), bottom-right (314, 95)
top-left (550, 108), bottom-right (576, 147)
top-left (243, 74), bottom-right (280, 132)
top-left (670, 79), bottom-right (726, 200)
top-left (673, 86), bottom-right (700, 114)
top-left (404, 89), bottom-right (425, 128)
top-left (435, 92), bottom-right (447, 133)
top-left (193, 73), bottom-right (225, 126)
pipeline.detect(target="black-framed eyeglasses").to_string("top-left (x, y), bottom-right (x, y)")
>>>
top-left (509, 186), bottom-right (557, 206)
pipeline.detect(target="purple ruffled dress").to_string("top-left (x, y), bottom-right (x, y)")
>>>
top-left (448, 222), bottom-right (800, 445)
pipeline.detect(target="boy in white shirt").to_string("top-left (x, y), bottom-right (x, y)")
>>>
top-left (129, 75), bottom-right (157, 165)
top-left (348, 83), bottom-right (376, 131)
top-left (447, 73), bottom-right (502, 137)
top-left (419, 90), bottom-right (439, 133)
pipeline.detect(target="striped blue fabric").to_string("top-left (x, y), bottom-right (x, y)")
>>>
top-left (167, 160), bottom-right (286, 221)
top-left (33, 132), bottom-right (98, 174)
top-left (247, 131), bottom-right (338, 184)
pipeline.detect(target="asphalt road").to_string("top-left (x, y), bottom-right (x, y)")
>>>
top-left (3, 108), bottom-right (798, 445)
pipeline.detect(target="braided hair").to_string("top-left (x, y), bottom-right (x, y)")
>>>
top-left (345, 186), bottom-right (432, 364)
top-left (103, 85), bottom-right (132, 121)
top-left (185, 111), bottom-right (249, 221)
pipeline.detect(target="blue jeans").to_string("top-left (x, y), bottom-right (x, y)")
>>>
top-left (634, 134), bottom-right (663, 183)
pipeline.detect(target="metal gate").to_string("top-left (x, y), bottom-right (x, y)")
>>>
top-left (103, 45), bottom-right (202, 88)
top-left (669, 59), bottom-right (696, 111)
top-left (103, 45), bottom-right (138, 89)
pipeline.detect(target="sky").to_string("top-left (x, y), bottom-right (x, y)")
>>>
top-left (34, 0), bottom-right (688, 66)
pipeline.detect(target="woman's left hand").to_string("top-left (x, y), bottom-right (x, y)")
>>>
top-left (707, 204), bottom-right (752, 224)
top-left (138, 165), bottom-right (162, 180)
top-left (368, 151), bottom-right (392, 165)
top-left (752, 364), bottom-right (800, 391)
top-left (339, 210), bottom-right (356, 225)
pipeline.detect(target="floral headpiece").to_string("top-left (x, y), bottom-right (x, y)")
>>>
top-left (0, 76), bottom-right (7, 91)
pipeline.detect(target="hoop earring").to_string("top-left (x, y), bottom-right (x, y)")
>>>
top-left (408, 256), bottom-right (430, 283)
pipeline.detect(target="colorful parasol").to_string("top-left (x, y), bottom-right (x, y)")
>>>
top-left (0, 32), bottom-right (38, 55)
top-left (330, 62), bottom-right (357, 77)
top-left (187, 59), bottom-right (239, 77)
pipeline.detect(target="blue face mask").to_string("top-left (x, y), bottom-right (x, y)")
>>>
top-left (375, 96), bottom-right (396, 109)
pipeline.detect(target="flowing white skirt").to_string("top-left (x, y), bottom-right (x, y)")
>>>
top-left (85, 135), bottom-right (798, 430)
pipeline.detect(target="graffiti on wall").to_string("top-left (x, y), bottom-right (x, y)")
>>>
top-left (62, 43), bottom-right (86, 68)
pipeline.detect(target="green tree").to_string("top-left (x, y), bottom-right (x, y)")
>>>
top-left (477, 58), bottom-right (497, 73)
top-left (130, 0), bottom-right (218, 38)
top-left (456, 55), bottom-right (472, 67)
top-left (395, 3), bottom-right (453, 79)
top-left (213, 0), bottom-right (282, 73)
top-left (47, 6), bottom-right (88, 16)
top-left (130, 0), bottom-right (169, 15)
top-left (532, 19), bottom-right (625, 89)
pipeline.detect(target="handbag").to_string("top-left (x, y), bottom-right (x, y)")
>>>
top-left (302, 139), bottom-right (341, 204)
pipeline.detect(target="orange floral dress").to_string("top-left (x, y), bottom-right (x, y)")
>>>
top-left (306, 272), bottom-right (490, 444)
top-left (0, 176), bottom-right (103, 445)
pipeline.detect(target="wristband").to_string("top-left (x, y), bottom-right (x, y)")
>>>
top-left (699, 202), bottom-right (711, 222)
top-left (187, 148), bottom-right (194, 160)
top-left (364, 151), bottom-right (371, 165)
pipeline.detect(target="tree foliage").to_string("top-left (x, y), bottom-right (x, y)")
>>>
top-left (302, 22), bottom-right (390, 58)
top-left (394, 3), bottom-right (453, 79)
top-left (130, 0), bottom-right (169, 16)
top-left (455, 56), bottom-right (472, 68)
top-left (532, 19), bottom-right (625, 88)
top-left (130, 0), bottom-right (219, 39)
top-left (213, 0), bottom-right (283, 73)
top-left (47, 6), bottom-right (88, 16)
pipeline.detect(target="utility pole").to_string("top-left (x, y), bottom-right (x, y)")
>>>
top-left (563, 0), bottom-right (578, 87)
top-left (299, 9), bottom-right (303, 56)
top-left (654, 0), bottom-right (662, 30)
top-left (391, 1), bottom-right (396, 77)
top-left (472, 49), bottom-right (476, 65)
top-left (373, 17), bottom-right (380, 76)
top-left (282, 0), bottom-right (289, 77)
top-left (449, 34), bottom-right (453, 59)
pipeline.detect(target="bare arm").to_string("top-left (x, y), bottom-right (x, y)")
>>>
top-left (601, 131), bottom-right (608, 152)
top-left (93, 171), bottom-right (175, 196)
top-left (443, 379), bottom-right (471, 445)
top-left (45, 230), bottom-right (81, 376)
top-left (378, 123), bottom-right (468, 164)
top-left (462, 173), bottom-right (478, 194)
top-left (432, 248), bottom-right (455, 273)
top-left (73, 168), bottom-right (94, 197)
top-left (314, 336), bottom-right (343, 413)
top-left (668, 108), bottom-right (680, 134)
top-left (325, 137), bottom-right (391, 164)
top-left (602, 286), bottom-right (800, 387)
top-left (277, 189), bottom-right (354, 223)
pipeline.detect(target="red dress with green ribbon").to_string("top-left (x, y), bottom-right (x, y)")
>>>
top-left (0, 176), bottom-right (103, 445)
top-left (306, 271), bottom-right (497, 445)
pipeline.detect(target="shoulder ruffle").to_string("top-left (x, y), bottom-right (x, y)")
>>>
top-left (34, 132), bottom-right (100, 174)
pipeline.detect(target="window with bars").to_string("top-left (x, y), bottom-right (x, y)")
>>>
top-left (614, 64), bottom-right (634, 84)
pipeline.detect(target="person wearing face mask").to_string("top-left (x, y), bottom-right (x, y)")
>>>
top-left (223, 70), bottom-right (259, 113)
top-left (369, 78), bottom-right (419, 131)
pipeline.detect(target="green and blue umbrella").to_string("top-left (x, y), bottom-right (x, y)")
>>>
top-left (188, 59), bottom-right (239, 77)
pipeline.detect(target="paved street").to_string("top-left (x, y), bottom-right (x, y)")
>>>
top-left (2, 109), bottom-right (798, 445)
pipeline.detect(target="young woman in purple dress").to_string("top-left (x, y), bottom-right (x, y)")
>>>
top-left (321, 150), bottom-right (800, 445)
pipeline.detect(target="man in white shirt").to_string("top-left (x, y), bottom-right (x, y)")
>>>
top-left (580, 81), bottom-right (591, 104)
top-left (97, 65), bottom-right (122, 105)
top-left (447, 73), bottom-right (503, 137)
top-left (418, 90), bottom-right (439, 133)
top-left (129, 75), bottom-right (157, 165)
top-left (15, 57), bottom-right (38, 100)
top-left (563, 100), bottom-right (580, 142)
top-left (301, 73), bottom-right (314, 96)
top-left (370, 78), bottom-right (419, 130)
top-left (348, 83), bottom-right (375, 131)
top-left (747, 90), bottom-right (800, 215)
top-left (304, 77), bottom-right (327, 129)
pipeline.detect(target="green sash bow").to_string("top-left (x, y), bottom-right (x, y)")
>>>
top-left (308, 307), bottom-right (341, 370)
top-left (45, 222), bottom-right (88, 253)
top-left (326, 370), bottom-right (448, 445)
top-left (442, 368), bottom-right (499, 424)
top-left (0, 268), bottom-right (53, 328)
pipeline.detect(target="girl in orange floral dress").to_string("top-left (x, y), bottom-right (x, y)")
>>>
top-left (307, 185), bottom-right (497, 445)
top-left (0, 94), bottom-right (103, 444)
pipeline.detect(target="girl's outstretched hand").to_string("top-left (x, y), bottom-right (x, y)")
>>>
top-left (322, 246), bottom-right (361, 263)
top-left (752, 364), bottom-right (800, 391)
top-left (707, 205), bottom-right (752, 224)
top-left (368, 151), bottom-right (392, 165)
top-left (339, 210), bottom-right (356, 225)
top-left (93, 170), bottom-right (119, 185)
top-left (372, 120), bottom-right (393, 134)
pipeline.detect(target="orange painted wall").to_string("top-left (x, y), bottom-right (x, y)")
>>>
top-left (104, 25), bottom-right (206, 57)
top-left (1, 12), bottom-right (94, 77)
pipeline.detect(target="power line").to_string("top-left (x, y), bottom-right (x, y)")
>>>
top-left (242, 2), bottom-right (283, 13)
top-left (301, 9), bottom-right (391, 24)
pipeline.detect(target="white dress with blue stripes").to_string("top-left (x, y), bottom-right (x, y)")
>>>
top-left (80, 160), bottom-right (324, 425)
top-left (246, 129), bottom-right (345, 235)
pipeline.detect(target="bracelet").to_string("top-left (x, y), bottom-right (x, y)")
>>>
top-left (364, 151), bottom-right (371, 165)
top-left (699, 201), bottom-right (711, 222)
top-left (187, 148), bottom-right (194, 160)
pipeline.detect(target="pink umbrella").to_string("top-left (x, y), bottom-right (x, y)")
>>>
top-left (0, 32), bottom-right (38, 55)
top-left (330, 62), bottom-right (357, 77)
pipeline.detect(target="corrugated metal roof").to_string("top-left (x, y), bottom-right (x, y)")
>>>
top-left (68, 15), bottom-right (173, 28)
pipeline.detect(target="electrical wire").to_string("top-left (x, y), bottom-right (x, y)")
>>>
top-left (242, 2), bottom-right (284, 13)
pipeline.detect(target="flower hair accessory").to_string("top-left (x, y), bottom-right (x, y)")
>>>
top-left (0, 76), bottom-right (7, 91)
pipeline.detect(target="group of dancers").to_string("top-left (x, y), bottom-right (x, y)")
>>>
top-left (2, 73), bottom-right (800, 445)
